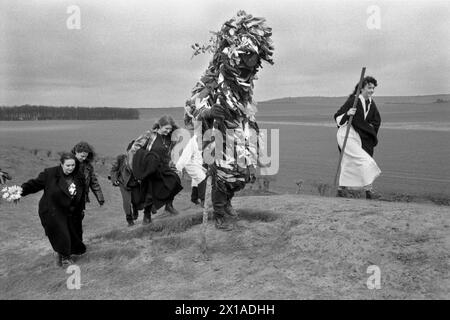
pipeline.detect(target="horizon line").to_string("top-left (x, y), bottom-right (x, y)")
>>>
top-left (2, 93), bottom-right (449, 109)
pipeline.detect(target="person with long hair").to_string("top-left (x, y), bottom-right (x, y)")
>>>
top-left (70, 141), bottom-right (105, 212)
top-left (333, 76), bottom-right (382, 199)
top-left (128, 115), bottom-right (183, 224)
top-left (20, 152), bottom-right (87, 267)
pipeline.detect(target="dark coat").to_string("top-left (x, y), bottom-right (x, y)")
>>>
top-left (78, 161), bottom-right (104, 205)
top-left (110, 154), bottom-right (137, 190)
top-left (21, 166), bottom-right (87, 256)
top-left (334, 95), bottom-right (381, 156)
top-left (131, 149), bottom-right (183, 210)
top-left (110, 154), bottom-right (140, 220)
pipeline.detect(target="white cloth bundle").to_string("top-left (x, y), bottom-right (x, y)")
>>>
top-left (336, 125), bottom-right (381, 188)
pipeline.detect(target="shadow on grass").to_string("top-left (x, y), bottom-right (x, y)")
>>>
top-left (90, 209), bottom-right (279, 242)
top-left (237, 209), bottom-right (279, 222)
top-left (80, 247), bottom-right (141, 263)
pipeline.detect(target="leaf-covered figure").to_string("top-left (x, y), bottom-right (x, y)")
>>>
top-left (186, 10), bottom-right (274, 230)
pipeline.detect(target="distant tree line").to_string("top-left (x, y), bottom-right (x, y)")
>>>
top-left (0, 105), bottom-right (139, 120)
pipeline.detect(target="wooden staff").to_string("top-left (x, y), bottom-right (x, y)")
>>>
top-left (200, 175), bottom-right (212, 257)
top-left (200, 119), bottom-right (218, 259)
top-left (333, 67), bottom-right (366, 189)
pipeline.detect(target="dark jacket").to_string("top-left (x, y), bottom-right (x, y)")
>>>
top-left (78, 162), bottom-right (104, 205)
top-left (110, 154), bottom-right (140, 221)
top-left (110, 154), bottom-right (138, 190)
top-left (131, 149), bottom-right (183, 210)
top-left (334, 95), bottom-right (381, 156)
top-left (21, 166), bottom-right (87, 256)
top-left (128, 129), bottom-right (180, 169)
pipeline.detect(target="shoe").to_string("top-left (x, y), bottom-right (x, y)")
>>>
top-left (142, 212), bottom-right (152, 225)
top-left (165, 203), bottom-right (179, 215)
top-left (199, 200), bottom-right (205, 208)
top-left (132, 208), bottom-right (139, 220)
top-left (191, 199), bottom-right (200, 205)
top-left (214, 216), bottom-right (233, 231)
top-left (224, 202), bottom-right (238, 217)
top-left (127, 220), bottom-right (135, 227)
top-left (56, 253), bottom-right (62, 267)
top-left (144, 204), bottom-right (157, 217)
top-left (337, 188), bottom-right (349, 198)
top-left (366, 190), bottom-right (381, 200)
top-left (59, 255), bottom-right (74, 267)
top-left (61, 258), bottom-right (74, 267)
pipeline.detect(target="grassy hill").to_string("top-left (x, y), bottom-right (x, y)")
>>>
top-left (0, 146), bottom-right (449, 299)
top-left (260, 94), bottom-right (450, 106)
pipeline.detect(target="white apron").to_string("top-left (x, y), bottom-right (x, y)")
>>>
top-left (337, 124), bottom-right (381, 188)
top-left (175, 135), bottom-right (206, 187)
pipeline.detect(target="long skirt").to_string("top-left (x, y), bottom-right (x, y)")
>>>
top-left (40, 211), bottom-right (86, 257)
top-left (337, 125), bottom-right (381, 188)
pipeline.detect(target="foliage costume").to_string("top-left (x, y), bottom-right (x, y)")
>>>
top-left (185, 11), bottom-right (274, 227)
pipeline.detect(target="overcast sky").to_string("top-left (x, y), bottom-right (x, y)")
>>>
top-left (1, 0), bottom-right (449, 108)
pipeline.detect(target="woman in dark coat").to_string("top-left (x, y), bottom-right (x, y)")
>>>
top-left (334, 77), bottom-right (381, 157)
top-left (71, 141), bottom-right (105, 211)
top-left (20, 153), bottom-right (87, 267)
top-left (128, 115), bottom-right (183, 225)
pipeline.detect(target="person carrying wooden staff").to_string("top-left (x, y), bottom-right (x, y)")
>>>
top-left (333, 76), bottom-right (382, 199)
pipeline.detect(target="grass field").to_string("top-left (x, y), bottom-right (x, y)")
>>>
top-left (1, 95), bottom-right (449, 299)
top-left (1, 95), bottom-right (449, 200)
top-left (0, 147), bottom-right (448, 299)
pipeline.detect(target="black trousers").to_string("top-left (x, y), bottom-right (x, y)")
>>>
top-left (211, 175), bottom-right (234, 218)
top-left (191, 177), bottom-right (207, 203)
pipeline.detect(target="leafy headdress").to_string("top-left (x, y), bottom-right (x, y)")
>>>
top-left (185, 10), bottom-right (274, 128)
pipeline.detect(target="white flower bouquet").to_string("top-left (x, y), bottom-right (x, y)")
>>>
top-left (68, 183), bottom-right (76, 196)
top-left (1, 185), bottom-right (23, 204)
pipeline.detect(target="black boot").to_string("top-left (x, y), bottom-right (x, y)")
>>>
top-left (366, 190), bottom-right (381, 200)
top-left (165, 201), bottom-right (179, 215)
top-left (143, 206), bottom-right (152, 225)
top-left (132, 204), bottom-right (139, 220)
top-left (337, 188), bottom-right (349, 198)
top-left (211, 179), bottom-right (232, 230)
top-left (214, 213), bottom-right (233, 231)
top-left (57, 253), bottom-right (73, 267)
top-left (61, 256), bottom-right (74, 267)
top-left (55, 253), bottom-right (62, 267)
top-left (224, 200), bottom-right (238, 217)
top-left (191, 186), bottom-right (199, 205)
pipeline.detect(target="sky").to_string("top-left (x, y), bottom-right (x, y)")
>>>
top-left (0, 0), bottom-right (449, 108)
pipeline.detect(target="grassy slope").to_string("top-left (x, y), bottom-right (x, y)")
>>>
top-left (1, 147), bottom-right (449, 299)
